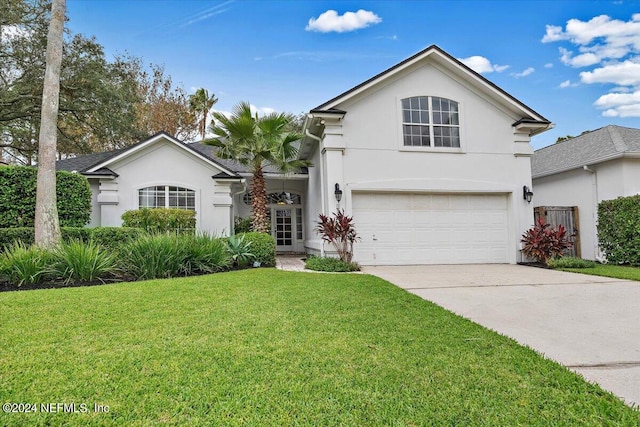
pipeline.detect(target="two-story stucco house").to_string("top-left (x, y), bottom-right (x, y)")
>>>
top-left (57, 45), bottom-right (552, 265)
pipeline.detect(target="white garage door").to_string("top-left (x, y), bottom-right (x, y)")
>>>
top-left (352, 193), bottom-right (509, 265)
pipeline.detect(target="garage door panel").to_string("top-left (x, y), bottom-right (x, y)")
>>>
top-left (353, 193), bottom-right (510, 265)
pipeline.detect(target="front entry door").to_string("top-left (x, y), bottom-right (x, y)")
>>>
top-left (273, 208), bottom-right (294, 252)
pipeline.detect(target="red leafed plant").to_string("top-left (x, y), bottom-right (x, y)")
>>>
top-left (315, 210), bottom-right (359, 263)
top-left (521, 217), bottom-right (574, 265)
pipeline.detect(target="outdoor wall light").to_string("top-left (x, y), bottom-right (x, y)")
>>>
top-left (523, 185), bottom-right (534, 203)
top-left (334, 183), bottom-right (343, 203)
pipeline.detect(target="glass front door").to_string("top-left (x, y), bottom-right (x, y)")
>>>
top-left (273, 208), bottom-right (293, 251)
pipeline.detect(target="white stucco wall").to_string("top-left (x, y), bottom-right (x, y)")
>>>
top-left (93, 139), bottom-right (234, 235)
top-left (533, 158), bottom-right (640, 260)
top-left (307, 61), bottom-right (538, 263)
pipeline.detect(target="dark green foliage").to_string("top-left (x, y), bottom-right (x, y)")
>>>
top-left (0, 166), bottom-right (91, 227)
top-left (239, 232), bottom-right (276, 266)
top-left (597, 195), bottom-right (640, 265)
top-left (121, 208), bottom-right (196, 233)
top-left (234, 216), bottom-right (253, 234)
top-left (0, 242), bottom-right (53, 286)
top-left (305, 255), bottom-right (360, 272)
top-left (0, 227), bottom-right (91, 252)
top-left (548, 257), bottom-right (597, 269)
top-left (51, 240), bottom-right (117, 283)
top-left (119, 233), bottom-right (231, 280)
top-left (90, 227), bottom-right (145, 250)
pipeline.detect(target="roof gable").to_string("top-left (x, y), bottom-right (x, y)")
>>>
top-left (82, 132), bottom-right (240, 177)
top-left (532, 125), bottom-right (640, 178)
top-left (312, 45), bottom-right (550, 127)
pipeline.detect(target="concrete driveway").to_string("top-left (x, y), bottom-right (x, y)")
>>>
top-left (362, 264), bottom-right (640, 407)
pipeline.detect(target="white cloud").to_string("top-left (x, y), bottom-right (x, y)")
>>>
top-left (579, 60), bottom-right (640, 86)
top-left (306, 9), bottom-right (382, 33)
top-left (559, 80), bottom-right (572, 88)
top-left (593, 90), bottom-right (640, 117)
top-left (545, 63), bottom-right (554, 68)
top-left (512, 67), bottom-right (535, 78)
top-left (458, 55), bottom-right (509, 74)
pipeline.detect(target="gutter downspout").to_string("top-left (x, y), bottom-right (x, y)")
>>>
top-left (305, 127), bottom-right (325, 256)
top-left (231, 179), bottom-right (248, 235)
top-left (583, 166), bottom-right (603, 262)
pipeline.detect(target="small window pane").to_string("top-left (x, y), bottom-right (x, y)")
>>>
top-left (402, 98), bottom-right (410, 109)
top-left (411, 111), bottom-right (420, 123)
top-left (420, 111), bottom-right (429, 123)
top-left (403, 110), bottom-right (411, 122)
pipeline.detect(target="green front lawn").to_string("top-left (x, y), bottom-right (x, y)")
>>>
top-left (1, 270), bottom-right (637, 426)
top-left (562, 264), bottom-right (640, 281)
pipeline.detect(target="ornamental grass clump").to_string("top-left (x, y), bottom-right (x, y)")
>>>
top-left (521, 218), bottom-right (573, 266)
top-left (315, 209), bottom-right (359, 263)
top-left (0, 242), bottom-right (53, 286)
top-left (51, 239), bottom-right (117, 283)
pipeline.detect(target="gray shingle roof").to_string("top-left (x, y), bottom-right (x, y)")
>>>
top-left (531, 125), bottom-right (640, 178)
top-left (55, 139), bottom-right (306, 176)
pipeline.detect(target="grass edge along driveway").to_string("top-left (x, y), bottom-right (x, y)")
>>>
top-left (1, 269), bottom-right (638, 426)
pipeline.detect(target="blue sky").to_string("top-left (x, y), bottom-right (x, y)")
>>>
top-left (66, 0), bottom-right (640, 149)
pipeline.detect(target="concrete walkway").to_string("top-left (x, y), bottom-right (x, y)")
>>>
top-left (362, 264), bottom-right (640, 407)
top-left (275, 255), bottom-right (307, 272)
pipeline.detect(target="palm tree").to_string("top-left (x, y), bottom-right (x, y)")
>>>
top-left (35, 0), bottom-right (66, 248)
top-left (189, 88), bottom-right (218, 140)
top-left (207, 102), bottom-right (310, 233)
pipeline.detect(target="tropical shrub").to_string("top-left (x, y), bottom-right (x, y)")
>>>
top-left (234, 216), bottom-right (253, 234)
top-left (548, 256), bottom-right (597, 269)
top-left (183, 234), bottom-right (231, 274)
top-left (0, 166), bottom-right (91, 228)
top-left (121, 208), bottom-right (196, 233)
top-left (315, 210), bottom-right (359, 263)
top-left (0, 242), bottom-right (53, 286)
top-left (225, 234), bottom-right (255, 267)
top-left (119, 233), bottom-right (190, 280)
top-left (597, 195), bottom-right (640, 265)
top-left (0, 227), bottom-right (91, 253)
top-left (305, 255), bottom-right (360, 272)
top-left (521, 218), bottom-right (573, 265)
top-left (240, 232), bottom-right (276, 266)
top-left (90, 227), bottom-right (145, 251)
top-left (51, 240), bottom-right (117, 283)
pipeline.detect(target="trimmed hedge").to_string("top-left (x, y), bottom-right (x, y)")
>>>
top-left (239, 232), bottom-right (276, 267)
top-left (90, 227), bottom-right (145, 250)
top-left (0, 227), bottom-right (91, 251)
top-left (305, 256), bottom-right (360, 272)
top-left (0, 166), bottom-right (91, 227)
top-left (122, 208), bottom-right (196, 233)
top-left (598, 195), bottom-right (640, 265)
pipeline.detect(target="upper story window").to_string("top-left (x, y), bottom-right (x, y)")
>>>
top-left (402, 96), bottom-right (460, 148)
top-left (139, 186), bottom-right (195, 210)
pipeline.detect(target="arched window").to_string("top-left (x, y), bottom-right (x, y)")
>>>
top-left (243, 192), bottom-right (302, 205)
top-left (401, 96), bottom-right (460, 148)
top-left (139, 186), bottom-right (195, 210)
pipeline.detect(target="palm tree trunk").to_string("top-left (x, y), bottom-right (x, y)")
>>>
top-left (251, 166), bottom-right (270, 233)
top-left (34, 0), bottom-right (65, 249)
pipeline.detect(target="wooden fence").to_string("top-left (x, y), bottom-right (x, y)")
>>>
top-left (533, 206), bottom-right (580, 258)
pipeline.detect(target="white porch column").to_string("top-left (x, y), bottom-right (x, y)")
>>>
top-left (321, 117), bottom-right (345, 214)
top-left (97, 179), bottom-right (120, 226)
top-left (212, 180), bottom-right (234, 236)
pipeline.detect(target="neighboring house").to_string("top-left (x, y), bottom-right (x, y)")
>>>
top-left (58, 44), bottom-right (552, 265)
top-left (532, 125), bottom-right (640, 261)
top-left (300, 44), bottom-right (551, 265)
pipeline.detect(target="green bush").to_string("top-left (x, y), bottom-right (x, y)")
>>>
top-left (0, 166), bottom-right (91, 228)
top-left (0, 227), bottom-right (91, 252)
top-left (52, 240), bottom-right (117, 283)
top-left (239, 232), bottom-right (276, 267)
top-left (598, 195), bottom-right (640, 265)
top-left (90, 227), bottom-right (145, 251)
top-left (184, 234), bottom-right (231, 274)
top-left (122, 208), bottom-right (196, 233)
top-left (119, 233), bottom-right (190, 280)
top-left (234, 216), bottom-right (253, 234)
top-left (305, 256), bottom-right (360, 272)
top-left (0, 242), bottom-right (53, 286)
top-left (548, 257), bottom-right (597, 269)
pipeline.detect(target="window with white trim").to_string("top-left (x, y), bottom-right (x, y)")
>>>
top-left (138, 186), bottom-right (195, 210)
top-left (402, 96), bottom-right (460, 148)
